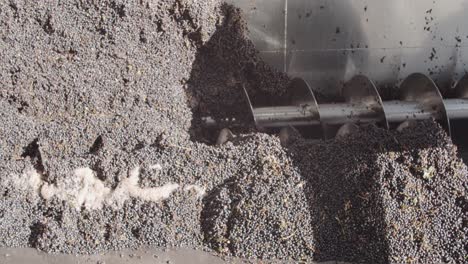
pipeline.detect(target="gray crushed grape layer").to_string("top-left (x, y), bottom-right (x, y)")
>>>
top-left (0, 1), bottom-right (466, 263)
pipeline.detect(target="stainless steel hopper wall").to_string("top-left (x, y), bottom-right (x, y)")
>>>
top-left (228, 0), bottom-right (468, 96)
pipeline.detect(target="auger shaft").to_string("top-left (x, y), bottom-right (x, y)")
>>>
top-left (243, 73), bottom-right (468, 138)
top-left (253, 99), bottom-right (468, 128)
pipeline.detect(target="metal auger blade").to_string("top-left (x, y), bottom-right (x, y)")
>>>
top-left (399, 73), bottom-right (451, 136)
top-left (240, 73), bottom-right (468, 140)
top-left (322, 75), bottom-right (387, 139)
top-left (454, 73), bottom-right (468, 99)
